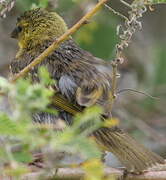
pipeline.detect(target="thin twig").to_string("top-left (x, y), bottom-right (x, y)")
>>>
top-left (109, 0), bottom-right (148, 112)
top-left (111, 61), bottom-right (118, 99)
top-left (104, 3), bottom-right (128, 21)
top-left (10, 0), bottom-right (108, 83)
top-left (109, 57), bottom-right (124, 113)
top-left (120, 0), bottom-right (132, 8)
top-left (117, 88), bottom-right (160, 100)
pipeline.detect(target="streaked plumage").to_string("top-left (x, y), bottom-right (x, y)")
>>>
top-left (10, 8), bottom-right (164, 172)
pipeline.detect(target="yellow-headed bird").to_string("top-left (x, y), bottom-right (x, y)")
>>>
top-left (10, 8), bottom-right (164, 172)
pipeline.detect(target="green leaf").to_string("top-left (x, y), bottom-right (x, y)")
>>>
top-left (13, 151), bottom-right (32, 163)
top-left (38, 66), bottom-right (55, 86)
top-left (0, 113), bottom-right (25, 136)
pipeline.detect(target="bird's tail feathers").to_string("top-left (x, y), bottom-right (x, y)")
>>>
top-left (92, 127), bottom-right (164, 172)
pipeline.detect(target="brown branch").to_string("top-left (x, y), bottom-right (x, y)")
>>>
top-left (109, 58), bottom-right (123, 113)
top-left (9, 167), bottom-right (166, 180)
top-left (111, 60), bottom-right (118, 99)
top-left (10, 0), bottom-right (108, 83)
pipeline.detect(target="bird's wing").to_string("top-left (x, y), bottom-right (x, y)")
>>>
top-left (52, 91), bottom-right (83, 115)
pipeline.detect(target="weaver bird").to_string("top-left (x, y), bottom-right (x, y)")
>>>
top-left (10, 8), bottom-right (164, 172)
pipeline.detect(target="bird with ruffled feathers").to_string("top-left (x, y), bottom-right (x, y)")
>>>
top-left (10, 8), bottom-right (164, 172)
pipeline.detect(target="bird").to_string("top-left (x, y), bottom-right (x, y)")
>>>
top-left (10, 8), bottom-right (164, 172)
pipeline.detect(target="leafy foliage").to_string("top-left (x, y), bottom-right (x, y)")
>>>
top-left (0, 67), bottom-right (104, 178)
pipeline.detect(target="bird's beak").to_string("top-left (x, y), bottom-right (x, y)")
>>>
top-left (10, 27), bottom-right (20, 39)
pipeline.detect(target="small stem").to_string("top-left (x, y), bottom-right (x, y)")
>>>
top-left (117, 88), bottom-right (160, 100)
top-left (111, 61), bottom-right (118, 99)
top-left (108, 59), bottom-right (119, 114)
top-left (120, 0), bottom-right (132, 8)
top-left (104, 4), bottom-right (128, 21)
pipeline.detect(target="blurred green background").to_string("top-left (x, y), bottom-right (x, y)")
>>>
top-left (0, 0), bottom-right (165, 165)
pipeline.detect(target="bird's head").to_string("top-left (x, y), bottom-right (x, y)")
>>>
top-left (11, 8), bottom-right (68, 50)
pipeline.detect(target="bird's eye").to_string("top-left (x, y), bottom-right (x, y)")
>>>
top-left (11, 25), bottom-right (23, 38)
top-left (17, 26), bottom-right (22, 32)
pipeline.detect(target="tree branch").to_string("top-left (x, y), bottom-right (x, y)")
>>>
top-left (18, 167), bottom-right (166, 180)
top-left (10, 0), bottom-right (108, 83)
